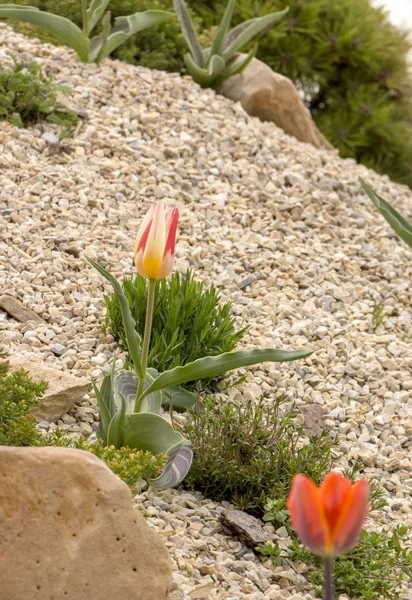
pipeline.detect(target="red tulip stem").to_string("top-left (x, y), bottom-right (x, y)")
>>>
top-left (323, 557), bottom-right (334, 600)
top-left (135, 278), bottom-right (156, 409)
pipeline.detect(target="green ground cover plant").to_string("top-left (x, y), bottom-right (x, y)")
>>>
top-left (0, 54), bottom-right (78, 135)
top-left (0, 355), bottom-right (164, 489)
top-left (104, 269), bottom-right (247, 380)
top-left (183, 394), bottom-right (335, 516)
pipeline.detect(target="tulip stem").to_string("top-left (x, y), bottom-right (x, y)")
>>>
top-left (323, 557), bottom-right (334, 600)
top-left (135, 278), bottom-right (156, 410)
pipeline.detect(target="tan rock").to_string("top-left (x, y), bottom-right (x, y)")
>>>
top-left (0, 294), bottom-right (44, 323)
top-left (218, 56), bottom-right (333, 150)
top-left (0, 446), bottom-right (172, 600)
top-left (5, 357), bottom-right (92, 421)
top-left (299, 404), bottom-right (326, 437)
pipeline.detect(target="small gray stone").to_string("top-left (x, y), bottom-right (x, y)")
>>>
top-left (50, 343), bottom-right (66, 356)
top-left (220, 509), bottom-right (269, 547)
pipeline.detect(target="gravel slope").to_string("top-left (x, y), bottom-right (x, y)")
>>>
top-left (0, 24), bottom-right (411, 600)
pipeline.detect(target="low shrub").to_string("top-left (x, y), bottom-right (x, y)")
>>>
top-left (0, 355), bottom-right (164, 490)
top-left (0, 54), bottom-right (78, 135)
top-left (183, 394), bottom-right (336, 516)
top-left (104, 269), bottom-right (247, 382)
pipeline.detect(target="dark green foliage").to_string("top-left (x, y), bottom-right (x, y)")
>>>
top-left (0, 53), bottom-right (78, 135)
top-left (0, 356), bottom-right (46, 446)
top-left (285, 526), bottom-right (412, 600)
top-left (104, 270), bottom-right (247, 381)
top-left (44, 433), bottom-right (165, 492)
top-left (183, 395), bottom-right (335, 516)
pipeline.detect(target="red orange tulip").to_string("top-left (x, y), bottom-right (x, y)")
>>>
top-left (287, 472), bottom-right (369, 557)
top-left (134, 201), bottom-right (179, 280)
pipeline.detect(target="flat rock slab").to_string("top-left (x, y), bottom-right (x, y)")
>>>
top-left (0, 294), bottom-right (44, 323)
top-left (220, 508), bottom-right (269, 547)
top-left (0, 447), bottom-right (172, 600)
top-left (299, 404), bottom-right (326, 437)
top-left (6, 357), bottom-right (92, 421)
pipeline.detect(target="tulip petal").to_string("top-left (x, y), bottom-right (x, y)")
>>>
top-left (134, 205), bottom-right (155, 264)
top-left (320, 472), bottom-right (352, 532)
top-left (156, 207), bottom-right (179, 279)
top-left (287, 474), bottom-right (330, 556)
top-left (143, 201), bottom-right (166, 279)
top-left (332, 479), bottom-right (369, 555)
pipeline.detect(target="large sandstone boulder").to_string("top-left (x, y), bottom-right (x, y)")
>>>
top-left (0, 446), bottom-right (172, 600)
top-left (5, 357), bottom-right (92, 421)
top-left (218, 56), bottom-right (333, 150)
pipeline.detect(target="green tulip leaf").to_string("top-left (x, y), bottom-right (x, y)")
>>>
top-left (209, 0), bottom-right (236, 58)
top-left (86, 0), bottom-right (110, 35)
top-left (149, 439), bottom-right (193, 488)
top-left (360, 179), bottom-right (412, 249)
top-left (86, 257), bottom-right (143, 379)
top-left (107, 392), bottom-right (126, 448)
top-left (139, 347), bottom-right (312, 401)
top-left (122, 412), bottom-right (182, 454)
top-left (174, 0), bottom-right (204, 67)
top-left (0, 6), bottom-right (89, 62)
top-left (162, 386), bottom-right (200, 413)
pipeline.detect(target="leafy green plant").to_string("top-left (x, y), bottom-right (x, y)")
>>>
top-left (286, 526), bottom-right (412, 600)
top-left (0, 355), bottom-right (47, 446)
top-left (183, 395), bottom-right (335, 516)
top-left (0, 54), bottom-right (78, 135)
top-left (360, 179), bottom-right (412, 249)
top-left (0, 0), bottom-right (173, 63)
top-left (0, 356), bottom-right (164, 490)
top-left (88, 200), bottom-right (312, 489)
top-left (174, 0), bottom-right (287, 88)
top-left (372, 302), bottom-right (384, 332)
top-left (105, 270), bottom-right (247, 381)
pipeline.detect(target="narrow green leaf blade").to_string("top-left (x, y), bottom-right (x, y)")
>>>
top-left (162, 386), bottom-right (198, 412)
top-left (212, 46), bottom-right (256, 89)
top-left (97, 10), bottom-right (174, 60)
top-left (149, 440), bottom-right (193, 488)
top-left (223, 7), bottom-right (289, 61)
top-left (0, 6), bottom-right (89, 62)
top-left (141, 347), bottom-right (312, 400)
top-left (360, 179), bottom-right (412, 249)
top-left (107, 392), bottom-right (126, 448)
top-left (184, 53), bottom-right (214, 87)
top-left (174, 0), bottom-right (204, 67)
top-left (93, 380), bottom-right (110, 444)
top-left (86, 0), bottom-right (110, 35)
top-left (208, 54), bottom-right (226, 77)
top-left (209, 0), bottom-right (236, 58)
top-left (86, 257), bottom-right (143, 379)
top-left (122, 413), bottom-right (182, 454)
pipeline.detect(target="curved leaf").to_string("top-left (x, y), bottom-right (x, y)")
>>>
top-left (93, 379), bottom-right (111, 444)
top-left (174, 0), bottom-right (204, 67)
top-left (208, 54), bottom-right (226, 77)
top-left (149, 440), bottom-right (193, 488)
top-left (107, 392), bottom-right (126, 448)
top-left (213, 46), bottom-right (256, 89)
top-left (122, 412), bottom-right (182, 454)
top-left (209, 0), bottom-right (236, 58)
top-left (0, 6), bottom-right (89, 62)
top-left (86, 0), bottom-right (110, 35)
top-left (140, 347), bottom-right (313, 400)
top-left (223, 7), bottom-right (289, 61)
top-left (114, 369), bottom-right (162, 414)
top-left (86, 257), bottom-right (143, 379)
top-left (96, 10), bottom-right (174, 61)
top-left (184, 53), bottom-right (214, 88)
top-left (162, 386), bottom-right (198, 412)
top-left (360, 179), bottom-right (412, 249)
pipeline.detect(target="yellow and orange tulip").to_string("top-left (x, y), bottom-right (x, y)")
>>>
top-left (134, 201), bottom-right (179, 280)
top-left (287, 472), bottom-right (369, 557)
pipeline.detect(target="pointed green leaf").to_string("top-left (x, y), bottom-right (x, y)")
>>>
top-left (86, 257), bottom-right (143, 379)
top-left (86, 0), bottom-right (110, 35)
top-left (208, 54), bottom-right (226, 77)
top-left (212, 46), bottom-right (256, 89)
top-left (140, 347), bottom-right (312, 400)
top-left (95, 10), bottom-right (174, 60)
top-left (91, 10), bottom-right (111, 64)
top-left (114, 369), bottom-right (162, 414)
top-left (174, 0), bottom-right (204, 67)
top-left (223, 7), bottom-right (289, 61)
top-left (107, 392), bottom-right (126, 448)
top-left (209, 0), bottom-right (236, 58)
top-left (122, 412), bottom-right (182, 454)
top-left (149, 440), bottom-right (193, 488)
top-left (93, 380), bottom-right (110, 444)
top-left (162, 386), bottom-right (198, 412)
top-left (184, 53), bottom-right (214, 87)
top-left (0, 6), bottom-right (89, 62)
top-left (360, 179), bottom-right (412, 249)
